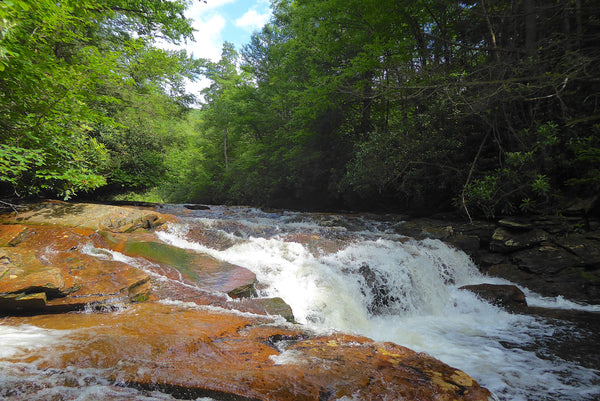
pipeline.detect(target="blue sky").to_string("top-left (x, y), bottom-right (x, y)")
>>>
top-left (184, 0), bottom-right (272, 60)
top-left (157, 0), bottom-right (272, 98)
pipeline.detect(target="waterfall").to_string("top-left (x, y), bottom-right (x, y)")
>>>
top-left (156, 205), bottom-right (600, 401)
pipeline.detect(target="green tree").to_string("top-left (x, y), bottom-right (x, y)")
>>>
top-left (0, 0), bottom-right (197, 199)
top-left (182, 0), bottom-right (600, 216)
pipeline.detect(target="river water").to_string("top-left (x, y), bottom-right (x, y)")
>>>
top-left (1, 204), bottom-right (599, 400)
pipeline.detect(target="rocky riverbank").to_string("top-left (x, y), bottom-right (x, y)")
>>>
top-left (0, 201), bottom-right (492, 401)
top-left (395, 211), bottom-right (600, 305)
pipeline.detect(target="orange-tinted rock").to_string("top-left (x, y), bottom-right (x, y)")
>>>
top-left (183, 226), bottom-right (241, 250)
top-left (1, 201), bottom-right (173, 232)
top-left (2, 302), bottom-right (492, 401)
top-left (281, 232), bottom-right (347, 255)
top-left (0, 225), bottom-right (151, 314)
top-left (101, 233), bottom-right (257, 298)
top-left (0, 248), bottom-right (67, 297)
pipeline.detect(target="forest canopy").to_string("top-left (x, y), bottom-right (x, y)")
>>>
top-left (1, 0), bottom-right (599, 218)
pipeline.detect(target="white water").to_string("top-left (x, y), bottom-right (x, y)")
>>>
top-left (0, 325), bottom-right (220, 401)
top-left (155, 205), bottom-right (600, 401)
top-left (1, 204), bottom-right (599, 400)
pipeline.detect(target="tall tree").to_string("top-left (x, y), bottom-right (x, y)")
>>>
top-left (0, 0), bottom-right (197, 199)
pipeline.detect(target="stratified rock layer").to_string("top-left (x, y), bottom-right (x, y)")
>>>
top-left (0, 201), bottom-right (492, 400)
top-left (2, 302), bottom-right (492, 401)
top-left (396, 215), bottom-right (600, 304)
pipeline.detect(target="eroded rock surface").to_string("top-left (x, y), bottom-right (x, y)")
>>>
top-left (0, 201), bottom-right (493, 400)
top-left (1, 201), bottom-right (171, 232)
top-left (2, 302), bottom-right (491, 401)
top-left (395, 214), bottom-right (600, 304)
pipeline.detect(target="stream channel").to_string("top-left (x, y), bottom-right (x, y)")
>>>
top-left (1, 204), bottom-right (599, 400)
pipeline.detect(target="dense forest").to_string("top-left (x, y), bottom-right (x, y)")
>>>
top-left (1, 0), bottom-right (599, 218)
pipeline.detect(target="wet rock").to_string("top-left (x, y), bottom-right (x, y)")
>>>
top-left (237, 297), bottom-right (295, 323)
top-left (358, 264), bottom-right (398, 314)
top-left (184, 204), bottom-right (210, 210)
top-left (2, 302), bottom-right (492, 401)
top-left (395, 219), bottom-right (454, 240)
top-left (477, 251), bottom-right (508, 269)
top-left (0, 225), bottom-right (151, 315)
top-left (510, 244), bottom-right (581, 275)
top-left (446, 234), bottom-right (480, 258)
top-left (555, 233), bottom-right (600, 267)
top-left (102, 236), bottom-right (257, 298)
top-left (281, 232), bottom-right (348, 255)
top-left (489, 227), bottom-right (549, 253)
top-left (460, 283), bottom-right (527, 309)
top-left (487, 263), bottom-right (600, 304)
top-left (1, 201), bottom-right (172, 232)
top-left (183, 226), bottom-right (241, 251)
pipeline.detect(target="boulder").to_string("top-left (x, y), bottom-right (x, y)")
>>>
top-left (460, 283), bottom-right (527, 309)
top-left (1, 201), bottom-right (172, 232)
top-left (489, 227), bottom-right (549, 253)
top-left (1, 302), bottom-right (491, 401)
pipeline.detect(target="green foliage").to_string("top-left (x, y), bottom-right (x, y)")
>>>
top-left (564, 126), bottom-right (600, 194)
top-left (0, 0), bottom-right (198, 199)
top-left (176, 0), bottom-right (598, 214)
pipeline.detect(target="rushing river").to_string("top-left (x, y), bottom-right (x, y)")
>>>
top-left (1, 204), bottom-right (599, 400)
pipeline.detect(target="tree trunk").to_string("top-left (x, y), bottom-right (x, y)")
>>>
top-left (224, 125), bottom-right (229, 170)
top-left (524, 0), bottom-right (536, 56)
top-left (482, 0), bottom-right (499, 61)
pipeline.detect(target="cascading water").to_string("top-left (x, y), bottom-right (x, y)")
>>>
top-left (1, 204), bottom-right (598, 400)
top-left (155, 205), bottom-right (600, 401)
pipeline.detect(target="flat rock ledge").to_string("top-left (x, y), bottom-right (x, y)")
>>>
top-left (0, 201), bottom-right (492, 400)
top-left (2, 302), bottom-right (491, 401)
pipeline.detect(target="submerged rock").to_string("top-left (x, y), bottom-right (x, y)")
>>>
top-left (99, 233), bottom-right (258, 298)
top-left (1, 302), bottom-right (492, 401)
top-left (460, 283), bottom-right (527, 310)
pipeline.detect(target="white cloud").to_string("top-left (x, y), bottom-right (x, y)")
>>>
top-left (235, 9), bottom-right (270, 31)
top-left (189, 14), bottom-right (226, 61)
top-left (154, 0), bottom-right (272, 102)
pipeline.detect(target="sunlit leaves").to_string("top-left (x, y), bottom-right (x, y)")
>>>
top-left (0, 0), bottom-right (197, 199)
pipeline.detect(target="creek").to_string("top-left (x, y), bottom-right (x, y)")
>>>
top-left (1, 204), bottom-right (599, 400)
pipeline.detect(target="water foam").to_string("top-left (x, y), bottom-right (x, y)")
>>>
top-left (157, 210), bottom-right (600, 401)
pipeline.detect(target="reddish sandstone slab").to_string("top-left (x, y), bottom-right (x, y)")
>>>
top-left (0, 225), bottom-right (150, 314)
top-left (2, 302), bottom-right (491, 401)
top-left (1, 201), bottom-right (172, 232)
top-left (100, 232), bottom-right (257, 298)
